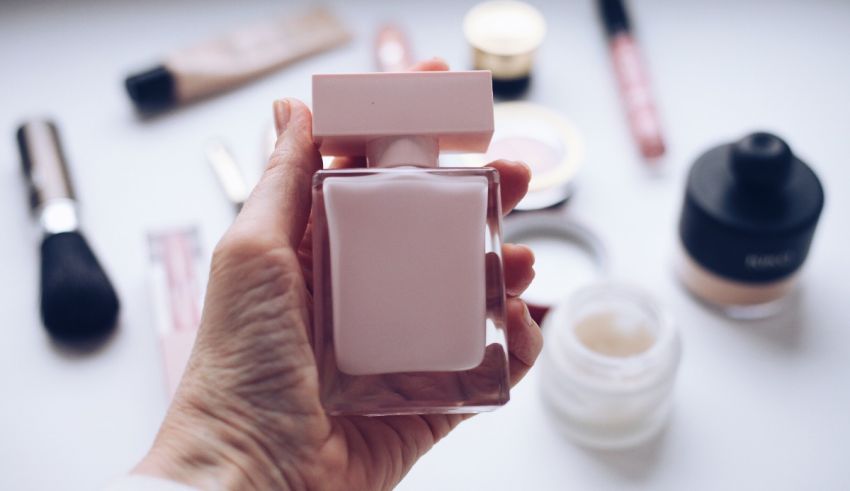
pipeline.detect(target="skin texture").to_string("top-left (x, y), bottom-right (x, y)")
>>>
top-left (134, 60), bottom-right (543, 491)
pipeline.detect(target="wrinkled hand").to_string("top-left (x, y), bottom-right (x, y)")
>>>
top-left (134, 60), bottom-right (542, 491)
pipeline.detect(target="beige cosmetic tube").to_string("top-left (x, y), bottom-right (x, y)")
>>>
top-left (125, 8), bottom-right (350, 113)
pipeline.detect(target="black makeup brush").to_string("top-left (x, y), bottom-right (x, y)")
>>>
top-left (17, 120), bottom-right (120, 343)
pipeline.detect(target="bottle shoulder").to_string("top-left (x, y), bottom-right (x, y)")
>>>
top-left (314, 167), bottom-right (499, 189)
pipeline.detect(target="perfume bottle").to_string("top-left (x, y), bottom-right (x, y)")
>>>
top-left (310, 71), bottom-right (510, 415)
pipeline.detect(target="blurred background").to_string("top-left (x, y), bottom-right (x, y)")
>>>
top-left (1, 0), bottom-right (849, 489)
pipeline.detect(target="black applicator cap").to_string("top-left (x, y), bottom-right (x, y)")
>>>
top-left (598, 0), bottom-right (631, 36)
top-left (125, 65), bottom-right (176, 113)
top-left (679, 132), bottom-right (825, 283)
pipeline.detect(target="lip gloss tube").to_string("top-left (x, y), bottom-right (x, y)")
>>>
top-left (148, 228), bottom-right (204, 397)
top-left (598, 0), bottom-right (666, 161)
top-left (374, 24), bottom-right (414, 72)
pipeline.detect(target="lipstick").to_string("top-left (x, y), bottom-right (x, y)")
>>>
top-left (598, 0), bottom-right (666, 161)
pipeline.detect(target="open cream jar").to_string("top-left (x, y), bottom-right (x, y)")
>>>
top-left (540, 283), bottom-right (681, 449)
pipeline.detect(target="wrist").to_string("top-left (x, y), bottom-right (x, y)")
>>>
top-left (135, 396), bottom-right (291, 491)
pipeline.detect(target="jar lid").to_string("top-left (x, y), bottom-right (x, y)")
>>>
top-left (680, 132), bottom-right (825, 283)
top-left (463, 1), bottom-right (546, 81)
top-left (503, 213), bottom-right (607, 323)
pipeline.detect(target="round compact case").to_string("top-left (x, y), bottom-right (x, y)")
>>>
top-left (677, 132), bottom-right (824, 318)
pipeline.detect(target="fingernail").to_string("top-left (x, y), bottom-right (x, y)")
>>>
top-left (273, 99), bottom-right (291, 136)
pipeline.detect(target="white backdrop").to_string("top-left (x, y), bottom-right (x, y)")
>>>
top-left (1, 0), bottom-right (849, 489)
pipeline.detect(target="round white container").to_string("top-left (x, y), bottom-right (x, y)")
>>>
top-left (540, 283), bottom-right (681, 449)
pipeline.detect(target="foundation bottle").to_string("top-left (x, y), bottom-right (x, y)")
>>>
top-left (677, 132), bottom-right (824, 318)
top-left (309, 71), bottom-right (510, 415)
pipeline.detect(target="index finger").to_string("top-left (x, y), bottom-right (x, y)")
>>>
top-left (487, 160), bottom-right (531, 215)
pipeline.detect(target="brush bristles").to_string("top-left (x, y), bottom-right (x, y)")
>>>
top-left (40, 231), bottom-right (119, 342)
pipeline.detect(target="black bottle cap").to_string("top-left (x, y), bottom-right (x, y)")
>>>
top-left (598, 0), bottom-right (631, 36)
top-left (679, 132), bottom-right (824, 283)
top-left (125, 65), bottom-right (176, 113)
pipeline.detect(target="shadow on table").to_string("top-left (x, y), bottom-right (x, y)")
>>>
top-left (721, 289), bottom-right (806, 354)
top-left (47, 322), bottom-right (120, 359)
top-left (577, 419), bottom-right (672, 483)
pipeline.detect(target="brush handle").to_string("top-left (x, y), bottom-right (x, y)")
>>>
top-left (17, 120), bottom-right (76, 210)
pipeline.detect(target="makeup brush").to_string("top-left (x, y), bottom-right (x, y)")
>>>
top-left (17, 120), bottom-right (120, 343)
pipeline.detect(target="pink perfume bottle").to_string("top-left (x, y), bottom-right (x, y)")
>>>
top-left (311, 71), bottom-right (509, 415)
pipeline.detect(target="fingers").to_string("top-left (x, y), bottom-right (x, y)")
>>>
top-left (506, 297), bottom-right (543, 386)
top-left (229, 98), bottom-right (322, 249)
top-left (487, 160), bottom-right (531, 215)
top-left (503, 244), bottom-right (535, 297)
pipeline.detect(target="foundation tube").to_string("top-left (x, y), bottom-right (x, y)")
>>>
top-left (125, 8), bottom-right (350, 113)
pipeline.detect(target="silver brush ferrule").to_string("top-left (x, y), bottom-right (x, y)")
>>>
top-left (17, 120), bottom-right (80, 235)
top-left (39, 198), bottom-right (80, 234)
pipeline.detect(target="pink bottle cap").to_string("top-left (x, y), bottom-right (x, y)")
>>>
top-left (312, 71), bottom-right (495, 167)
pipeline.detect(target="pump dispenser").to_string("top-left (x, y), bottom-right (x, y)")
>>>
top-left (310, 71), bottom-right (510, 415)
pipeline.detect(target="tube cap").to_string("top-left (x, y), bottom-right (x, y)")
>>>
top-left (679, 132), bottom-right (824, 283)
top-left (125, 65), bottom-right (176, 113)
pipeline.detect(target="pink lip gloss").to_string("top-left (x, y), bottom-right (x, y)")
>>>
top-left (148, 228), bottom-right (204, 397)
top-left (310, 71), bottom-right (510, 415)
top-left (599, 0), bottom-right (666, 161)
top-left (374, 24), bottom-right (413, 72)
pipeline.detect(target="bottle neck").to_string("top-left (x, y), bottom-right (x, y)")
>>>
top-left (366, 135), bottom-right (439, 168)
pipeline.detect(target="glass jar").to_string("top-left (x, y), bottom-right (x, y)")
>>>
top-left (540, 283), bottom-right (681, 449)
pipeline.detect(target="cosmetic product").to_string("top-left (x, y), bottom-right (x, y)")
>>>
top-left (463, 1), bottom-right (546, 97)
top-left (205, 139), bottom-right (250, 211)
top-left (375, 24), bottom-right (414, 72)
top-left (488, 102), bottom-right (583, 210)
top-left (540, 283), bottom-right (680, 449)
top-left (310, 71), bottom-right (508, 415)
top-left (17, 120), bottom-right (120, 343)
top-left (148, 228), bottom-right (204, 397)
top-left (125, 8), bottom-right (350, 114)
top-left (597, 0), bottom-right (666, 161)
top-left (677, 132), bottom-right (824, 319)
top-left (504, 214), bottom-right (607, 324)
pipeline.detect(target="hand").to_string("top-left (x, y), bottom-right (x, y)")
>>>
top-left (134, 60), bottom-right (542, 491)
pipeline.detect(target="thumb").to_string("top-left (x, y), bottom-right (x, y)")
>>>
top-left (231, 98), bottom-right (322, 249)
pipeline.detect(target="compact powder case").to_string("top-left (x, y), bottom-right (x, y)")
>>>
top-left (442, 102), bottom-right (584, 211)
top-left (488, 102), bottom-right (583, 211)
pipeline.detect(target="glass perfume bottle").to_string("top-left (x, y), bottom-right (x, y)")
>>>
top-left (310, 71), bottom-right (510, 415)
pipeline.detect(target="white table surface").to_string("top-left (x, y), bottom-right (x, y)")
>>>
top-left (2, 0), bottom-right (849, 489)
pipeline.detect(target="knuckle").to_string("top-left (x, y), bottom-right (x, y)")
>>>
top-left (212, 230), bottom-right (298, 274)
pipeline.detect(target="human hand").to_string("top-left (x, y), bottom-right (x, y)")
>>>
top-left (134, 60), bottom-right (542, 491)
